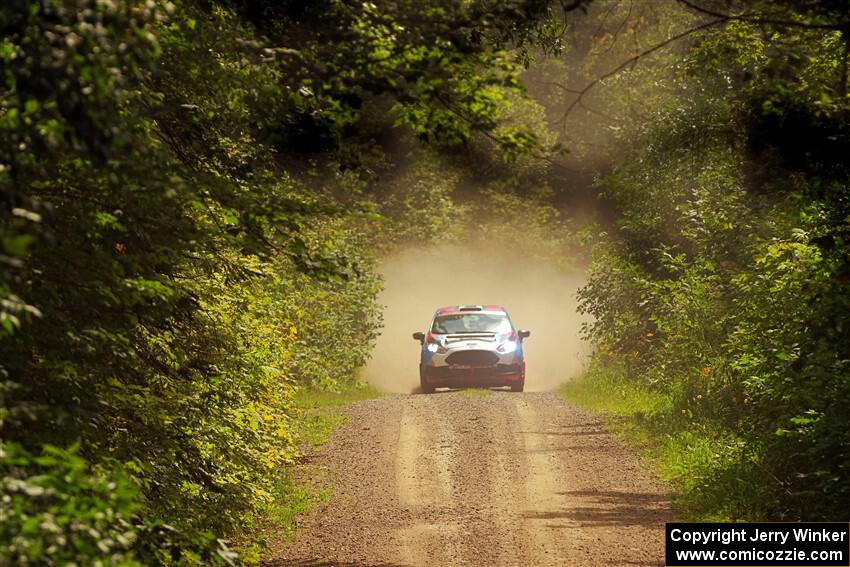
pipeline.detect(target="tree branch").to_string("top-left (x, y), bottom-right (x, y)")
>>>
top-left (841, 31), bottom-right (849, 98)
top-left (559, 17), bottom-right (727, 124)
top-left (677, 0), bottom-right (850, 31)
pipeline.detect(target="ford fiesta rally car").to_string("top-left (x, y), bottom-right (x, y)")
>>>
top-left (412, 305), bottom-right (530, 393)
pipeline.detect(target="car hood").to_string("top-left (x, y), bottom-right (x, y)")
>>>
top-left (431, 332), bottom-right (510, 350)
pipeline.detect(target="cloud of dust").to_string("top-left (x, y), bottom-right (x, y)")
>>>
top-left (362, 244), bottom-right (590, 393)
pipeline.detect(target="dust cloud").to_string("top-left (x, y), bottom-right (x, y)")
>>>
top-left (362, 244), bottom-right (590, 393)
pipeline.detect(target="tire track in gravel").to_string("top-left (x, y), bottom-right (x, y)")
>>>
top-left (394, 398), bottom-right (463, 566)
top-left (266, 392), bottom-right (672, 567)
top-left (515, 398), bottom-right (582, 565)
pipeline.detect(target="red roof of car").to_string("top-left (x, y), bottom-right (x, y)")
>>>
top-left (436, 305), bottom-right (506, 314)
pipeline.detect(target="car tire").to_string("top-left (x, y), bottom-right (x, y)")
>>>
top-left (510, 381), bottom-right (524, 392)
top-left (420, 374), bottom-right (435, 394)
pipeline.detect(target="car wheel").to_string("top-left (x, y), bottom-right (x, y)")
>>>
top-left (510, 381), bottom-right (524, 392)
top-left (420, 375), bottom-right (435, 394)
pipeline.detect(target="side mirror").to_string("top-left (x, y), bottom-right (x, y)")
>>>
top-left (518, 329), bottom-right (531, 340)
top-left (412, 331), bottom-right (425, 343)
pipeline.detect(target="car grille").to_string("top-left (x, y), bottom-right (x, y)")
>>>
top-left (426, 363), bottom-right (521, 379)
top-left (445, 350), bottom-right (500, 367)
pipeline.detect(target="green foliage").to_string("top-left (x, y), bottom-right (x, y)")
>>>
top-left (293, 382), bottom-right (382, 410)
top-left (253, 468), bottom-right (329, 552)
top-left (579, 2), bottom-right (850, 520)
top-left (377, 151), bottom-right (467, 245)
top-left (238, 383), bottom-right (379, 557)
top-left (457, 388), bottom-right (493, 397)
top-left (560, 360), bottom-right (666, 418)
top-left (1, 0), bottom-right (564, 562)
top-left (1, 443), bottom-right (142, 566)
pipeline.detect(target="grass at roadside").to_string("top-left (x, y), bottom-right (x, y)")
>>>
top-left (561, 362), bottom-right (764, 522)
top-left (560, 362), bottom-right (669, 465)
top-left (250, 381), bottom-right (382, 561)
top-left (458, 388), bottom-right (492, 397)
top-left (560, 362), bottom-right (665, 416)
top-left (293, 382), bottom-right (382, 446)
top-left (294, 381), bottom-right (383, 409)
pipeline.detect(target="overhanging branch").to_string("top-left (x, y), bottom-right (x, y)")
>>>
top-left (677, 0), bottom-right (850, 31)
top-left (559, 16), bottom-right (727, 125)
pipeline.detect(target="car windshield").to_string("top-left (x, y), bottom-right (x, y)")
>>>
top-left (431, 313), bottom-right (512, 334)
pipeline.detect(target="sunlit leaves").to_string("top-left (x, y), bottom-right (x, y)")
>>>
top-left (580, 1), bottom-right (850, 520)
top-left (0, 0), bottom-right (565, 561)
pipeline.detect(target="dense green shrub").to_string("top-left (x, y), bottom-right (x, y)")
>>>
top-left (1, 443), bottom-right (142, 566)
top-left (579, 6), bottom-right (850, 520)
top-left (0, 0), bottom-right (568, 562)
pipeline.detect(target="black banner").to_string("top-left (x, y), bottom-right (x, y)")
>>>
top-left (666, 523), bottom-right (850, 566)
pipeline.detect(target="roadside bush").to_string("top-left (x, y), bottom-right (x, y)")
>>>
top-left (0, 443), bottom-right (141, 566)
top-left (579, 12), bottom-right (850, 519)
top-left (1, 0), bottom-right (560, 562)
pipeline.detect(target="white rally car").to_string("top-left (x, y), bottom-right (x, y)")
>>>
top-left (412, 305), bottom-right (530, 393)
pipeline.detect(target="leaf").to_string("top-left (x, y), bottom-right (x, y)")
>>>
top-left (3, 234), bottom-right (34, 256)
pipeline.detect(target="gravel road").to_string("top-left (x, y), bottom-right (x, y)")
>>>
top-left (266, 391), bottom-right (673, 567)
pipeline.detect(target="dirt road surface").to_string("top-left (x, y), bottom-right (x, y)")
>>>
top-left (267, 392), bottom-right (673, 567)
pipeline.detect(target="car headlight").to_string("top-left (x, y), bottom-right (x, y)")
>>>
top-left (497, 340), bottom-right (517, 354)
top-left (426, 343), bottom-right (440, 353)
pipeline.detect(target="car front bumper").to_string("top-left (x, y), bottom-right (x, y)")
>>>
top-left (421, 362), bottom-right (523, 388)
